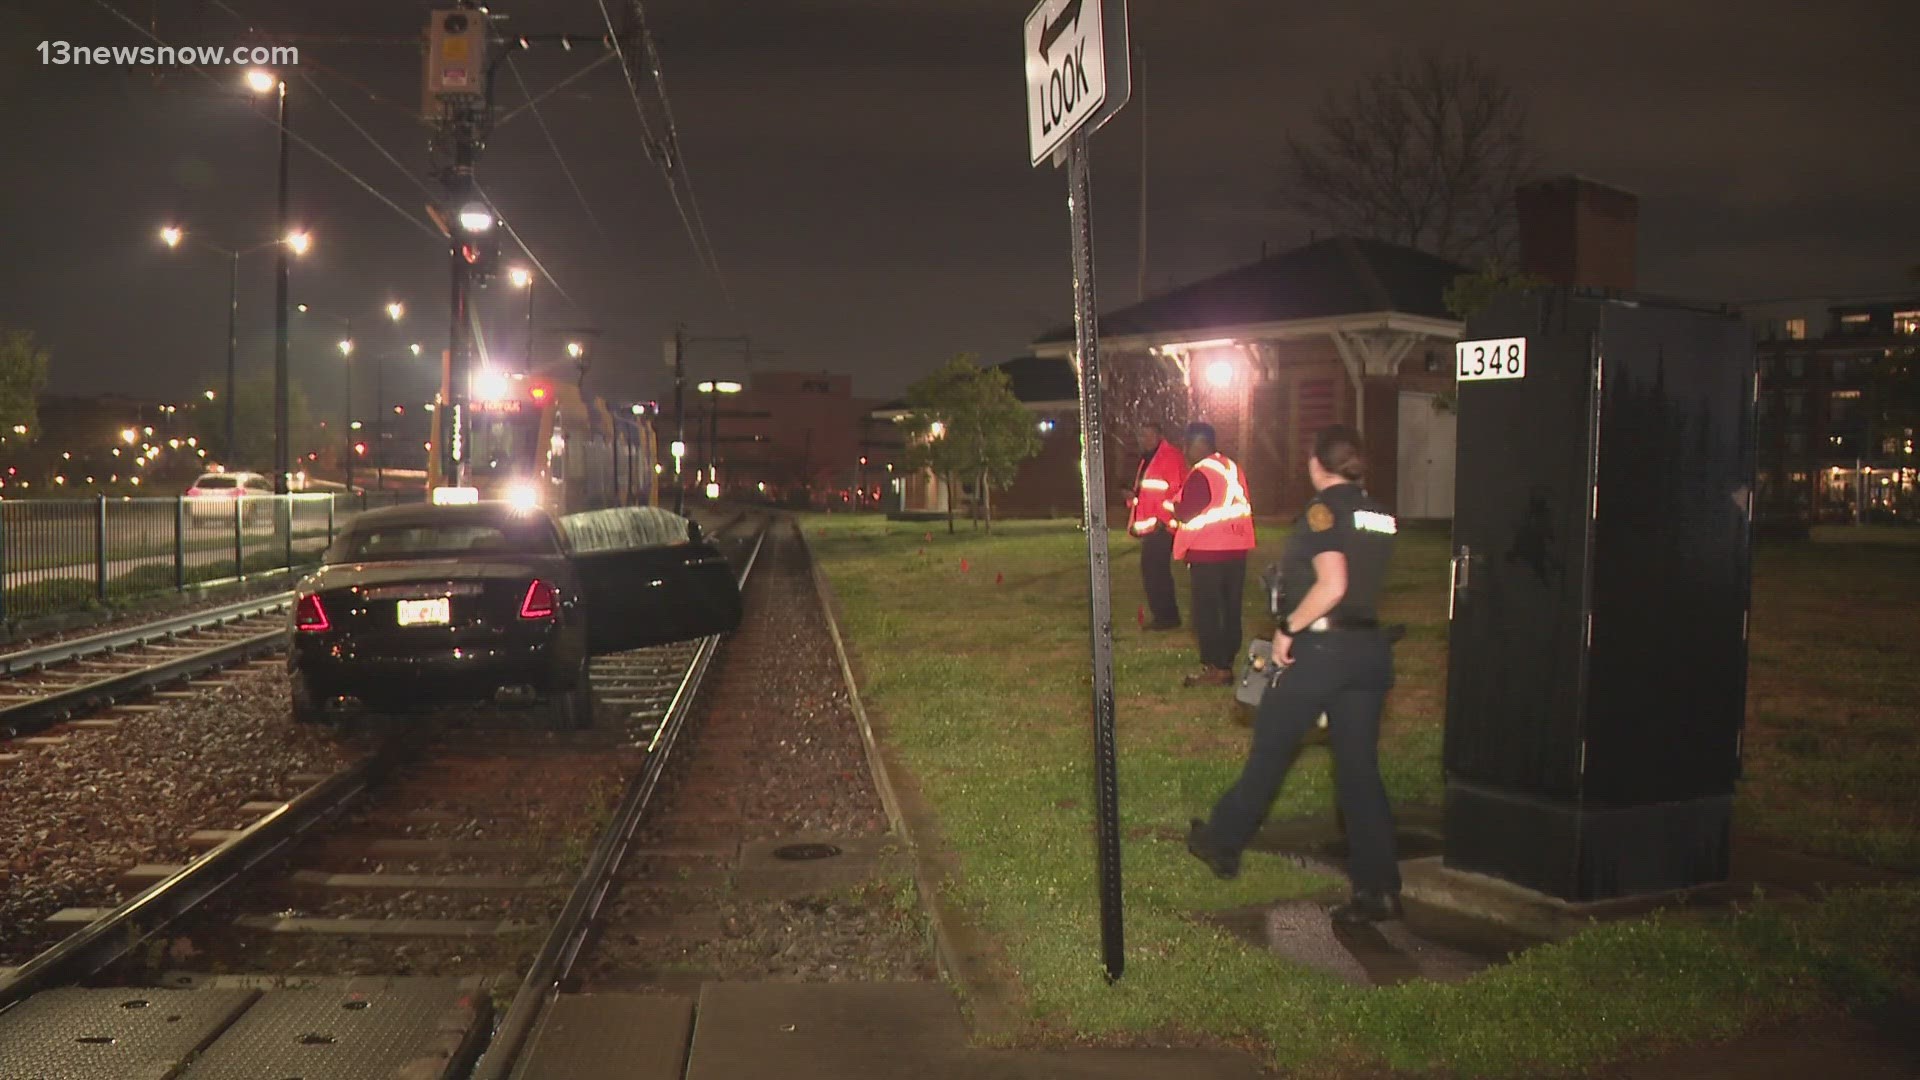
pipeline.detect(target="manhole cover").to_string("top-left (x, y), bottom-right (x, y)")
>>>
top-left (773, 843), bottom-right (841, 861)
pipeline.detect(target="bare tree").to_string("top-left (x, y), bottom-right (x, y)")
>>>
top-left (1283, 50), bottom-right (1533, 263)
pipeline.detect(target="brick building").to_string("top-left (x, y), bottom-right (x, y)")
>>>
top-left (682, 369), bottom-right (900, 508)
top-left (1748, 297), bottom-right (1920, 525)
top-left (1028, 235), bottom-right (1468, 518)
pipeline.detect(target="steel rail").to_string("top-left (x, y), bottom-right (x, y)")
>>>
top-left (0, 624), bottom-right (288, 739)
top-left (474, 515), bottom-right (767, 1080)
top-left (0, 748), bottom-right (394, 1011)
top-left (0, 592), bottom-right (293, 676)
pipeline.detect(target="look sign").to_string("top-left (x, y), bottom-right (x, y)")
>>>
top-left (1025, 0), bottom-right (1126, 166)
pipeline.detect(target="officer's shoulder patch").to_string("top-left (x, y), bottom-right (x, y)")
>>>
top-left (1306, 503), bottom-right (1335, 532)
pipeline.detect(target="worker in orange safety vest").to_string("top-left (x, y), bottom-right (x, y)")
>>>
top-left (1127, 419), bottom-right (1187, 630)
top-left (1171, 422), bottom-right (1256, 686)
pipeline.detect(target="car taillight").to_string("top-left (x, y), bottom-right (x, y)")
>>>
top-left (519, 579), bottom-right (558, 620)
top-left (186, 487), bottom-right (202, 497)
top-left (295, 593), bottom-right (330, 632)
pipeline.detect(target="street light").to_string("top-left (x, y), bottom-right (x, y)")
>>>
top-left (506, 266), bottom-right (535, 370)
top-left (156, 223), bottom-right (308, 461)
top-left (566, 341), bottom-right (583, 359)
top-left (457, 204), bottom-right (493, 233)
top-left (695, 380), bottom-right (743, 493)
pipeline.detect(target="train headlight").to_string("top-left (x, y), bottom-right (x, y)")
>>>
top-left (503, 482), bottom-right (541, 512)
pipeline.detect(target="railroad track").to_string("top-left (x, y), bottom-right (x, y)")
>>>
top-left (0, 592), bottom-right (294, 740)
top-left (0, 510), bottom-right (766, 1079)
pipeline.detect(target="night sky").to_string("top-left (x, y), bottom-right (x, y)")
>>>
top-left (2, 0), bottom-right (1915, 414)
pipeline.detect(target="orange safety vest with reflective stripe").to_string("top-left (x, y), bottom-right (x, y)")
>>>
top-left (1127, 440), bottom-right (1186, 536)
top-left (1172, 453), bottom-right (1256, 560)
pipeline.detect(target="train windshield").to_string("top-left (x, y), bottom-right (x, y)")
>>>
top-left (469, 410), bottom-right (541, 475)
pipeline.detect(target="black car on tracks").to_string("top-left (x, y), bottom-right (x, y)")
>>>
top-left (287, 501), bottom-right (740, 729)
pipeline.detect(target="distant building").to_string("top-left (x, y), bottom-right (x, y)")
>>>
top-left (1751, 297), bottom-right (1920, 525)
top-left (682, 370), bottom-right (899, 508)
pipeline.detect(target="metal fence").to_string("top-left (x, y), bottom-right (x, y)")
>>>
top-left (0, 492), bottom-right (418, 623)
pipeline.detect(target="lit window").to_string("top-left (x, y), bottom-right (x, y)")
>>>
top-left (1895, 311), bottom-right (1920, 335)
top-left (1840, 313), bottom-right (1872, 334)
top-left (1833, 390), bottom-right (1863, 400)
top-left (1783, 318), bottom-right (1806, 340)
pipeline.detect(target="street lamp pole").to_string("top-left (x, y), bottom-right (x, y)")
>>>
top-left (340, 329), bottom-right (354, 493)
top-left (271, 78), bottom-right (292, 495)
top-left (225, 251), bottom-right (238, 457)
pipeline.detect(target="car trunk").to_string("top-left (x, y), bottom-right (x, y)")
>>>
top-left (306, 558), bottom-right (554, 653)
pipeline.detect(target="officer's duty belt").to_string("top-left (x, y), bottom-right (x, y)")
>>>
top-left (1294, 616), bottom-right (1380, 632)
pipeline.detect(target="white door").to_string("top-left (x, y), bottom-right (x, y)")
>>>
top-left (1397, 391), bottom-right (1457, 520)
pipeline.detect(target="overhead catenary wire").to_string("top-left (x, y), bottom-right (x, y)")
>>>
top-left (629, 0), bottom-right (730, 311)
top-left (496, 52), bottom-right (618, 127)
top-left (209, 0), bottom-right (424, 123)
top-left (505, 56), bottom-right (610, 245)
top-left (592, 0), bottom-right (730, 306)
top-left (206, 0), bottom-right (582, 320)
top-left (90, 0), bottom-right (441, 241)
top-left (474, 183), bottom-right (577, 311)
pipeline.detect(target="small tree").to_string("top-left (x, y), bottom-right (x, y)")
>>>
top-left (902, 356), bottom-right (1041, 534)
top-left (0, 328), bottom-right (51, 438)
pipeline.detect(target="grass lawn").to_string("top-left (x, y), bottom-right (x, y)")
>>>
top-left (807, 513), bottom-right (1920, 1077)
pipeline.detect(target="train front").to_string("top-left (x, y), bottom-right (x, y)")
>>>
top-left (449, 368), bottom-right (559, 512)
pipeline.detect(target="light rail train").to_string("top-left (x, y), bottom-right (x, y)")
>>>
top-left (427, 369), bottom-right (662, 514)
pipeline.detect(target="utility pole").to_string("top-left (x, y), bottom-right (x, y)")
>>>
top-left (672, 323), bottom-right (687, 514)
top-left (271, 78), bottom-right (292, 494)
top-left (425, 5), bottom-right (498, 491)
top-left (226, 251), bottom-right (239, 457)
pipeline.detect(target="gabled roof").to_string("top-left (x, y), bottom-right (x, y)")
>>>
top-left (1035, 236), bottom-right (1468, 346)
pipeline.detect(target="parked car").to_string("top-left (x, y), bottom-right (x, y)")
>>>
top-left (185, 471), bottom-right (275, 524)
top-left (286, 501), bottom-right (742, 729)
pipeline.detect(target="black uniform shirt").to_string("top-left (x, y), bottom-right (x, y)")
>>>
top-left (1278, 483), bottom-right (1396, 622)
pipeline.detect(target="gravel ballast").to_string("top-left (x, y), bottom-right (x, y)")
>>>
top-left (0, 669), bottom-right (356, 964)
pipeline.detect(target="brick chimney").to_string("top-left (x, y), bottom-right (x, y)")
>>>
top-left (1515, 175), bottom-right (1639, 291)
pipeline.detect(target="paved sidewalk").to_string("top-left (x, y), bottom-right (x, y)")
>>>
top-left (516, 981), bottom-right (1270, 1080)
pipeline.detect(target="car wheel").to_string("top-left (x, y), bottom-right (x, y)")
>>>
top-left (546, 659), bottom-right (594, 731)
top-left (290, 674), bottom-right (332, 727)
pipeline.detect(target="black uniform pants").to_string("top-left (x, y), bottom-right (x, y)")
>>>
top-left (1188, 557), bottom-right (1245, 671)
top-left (1140, 530), bottom-right (1179, 626)
top-left (1206, 630), bottom-right (1401, 894)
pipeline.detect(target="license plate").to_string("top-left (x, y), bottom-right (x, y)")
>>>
top-left (396, 598), bottom-right (451, 626)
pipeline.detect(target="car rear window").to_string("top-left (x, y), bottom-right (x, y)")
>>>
top-left (194, 476), bottom-right (237, 489)
top-left (327, 522), bottom-right (559, 562)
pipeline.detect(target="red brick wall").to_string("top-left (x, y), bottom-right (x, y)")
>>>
top-left (1517, 176), bottom-right (1639, 292)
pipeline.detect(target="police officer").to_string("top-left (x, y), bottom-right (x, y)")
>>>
top-left (1127, 419), bottom-right (1186, 630)
top-left (1186, 424), bottom-right (1404, 924)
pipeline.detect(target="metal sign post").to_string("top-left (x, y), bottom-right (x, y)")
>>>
top-left (1025, 0), bottom-right (1131, 983)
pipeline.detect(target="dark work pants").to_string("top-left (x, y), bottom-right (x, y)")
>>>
top-left (1188, 557), bottom-right (1246, 671)
top-left (1206, 631), bottom-right (1401, 894)
top-left (1140, 530), bottom-right (1179, 626)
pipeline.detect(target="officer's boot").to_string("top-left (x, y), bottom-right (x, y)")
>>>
top-left (1329, 889), bottom-right (1403, 925)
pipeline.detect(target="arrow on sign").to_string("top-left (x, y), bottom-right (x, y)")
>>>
top-left (1039, 0), bottom-right (1084, 60)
